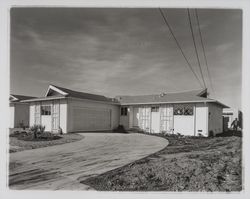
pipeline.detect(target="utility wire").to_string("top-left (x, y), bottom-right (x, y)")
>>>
top-left (195, 9), bottom-right (214, 94)
top-left (187, 8), bottom-right (207, 89)
top-left (158, 8), bottom-right (203, 88)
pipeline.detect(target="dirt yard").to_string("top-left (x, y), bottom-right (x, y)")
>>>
top-left (9, 133), bottom-right (83, 153)
top-left (82, 134), bottom-right (242, 192)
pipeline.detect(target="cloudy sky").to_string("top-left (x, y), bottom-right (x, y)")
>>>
top-left (10, 8), bottom-right (242, 110)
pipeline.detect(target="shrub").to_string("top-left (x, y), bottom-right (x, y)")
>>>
top-left (30, 124), bottom-right (45, 139)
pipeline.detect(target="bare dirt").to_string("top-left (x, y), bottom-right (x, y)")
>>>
top-left (9, 133), bottom-right (168, 190)
top-left (82, 134), bottom-right (242, 192)
top-left (9, 133), bottom-right (83, 153)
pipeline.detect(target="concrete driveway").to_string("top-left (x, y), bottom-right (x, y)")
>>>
top-left (9, 133), bottom-right (168, 190)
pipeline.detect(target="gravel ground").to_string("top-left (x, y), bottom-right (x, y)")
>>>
top-left (82, 134), bottom-right (242, 192)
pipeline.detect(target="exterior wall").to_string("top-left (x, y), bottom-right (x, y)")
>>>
top-left (9, 104), bottom-right (15, 128)
top-left (174, 115), bottom-right (195, 136)
top-left (10, 103), bottom-right (30, 128)
top-left (29, 99), bottom-right (68, 133)
top-left (133, 107), bottom-right (139, 127)
top-left (208, 103), bottom-right (223, 136)
top-left (195, 103), bottom-right (208, 136)
top-left (29, 102), bottom-right (35, 127)
top-left (67, 98), bottom-right (120, 132)
top-left (59, 99), bottom-right (68, 134)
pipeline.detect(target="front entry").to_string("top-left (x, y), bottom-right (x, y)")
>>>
top-left (41, 105), bottom-right (52, 131)
top-left (151, 107), bottom-right (160, 133)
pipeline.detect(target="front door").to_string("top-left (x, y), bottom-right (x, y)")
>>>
top-left (41, 105), bottom-right (52, 132)
top-left (151, 107), bottom-right (160, 133)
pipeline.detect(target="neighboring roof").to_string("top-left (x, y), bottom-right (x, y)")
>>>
top-left (117, 89), bottom-right (229, 108)
top-left (10, 94), bottom-right (36, 102)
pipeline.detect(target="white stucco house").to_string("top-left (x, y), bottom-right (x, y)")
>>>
top-left (118, 89), bottom-right (228, 136)
top-left (9, 94), bottom-right (35, 128)
top-left (13, 84), bottom-right (228, 136)
top-left (21, 85), bottom-right (120, 134)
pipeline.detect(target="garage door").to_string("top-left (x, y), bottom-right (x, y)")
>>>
top-left (72, 107), bottom-right (112, 131)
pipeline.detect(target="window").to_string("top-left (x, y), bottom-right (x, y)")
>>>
top-left (184, 105), bottom-right (193, 115)
top-left (41, 105), bottom-right (51, 115)
top-left (151, 106), bottom-right (159, 112)
top-left (121, 107), bottom-right (128, 116)
top-left (174, 104), bottom-right (193, 115)
top-left (174, 104), bottom-right (184, 115)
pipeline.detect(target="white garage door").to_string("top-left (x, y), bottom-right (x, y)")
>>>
top-left (72, 107), bottom-right (112, 131)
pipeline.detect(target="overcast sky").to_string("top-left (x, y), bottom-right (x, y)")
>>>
top-left (10, 8), bottom-right (242, 110)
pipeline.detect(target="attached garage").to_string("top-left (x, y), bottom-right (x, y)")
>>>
top-left (23, 84), bottom-right (120, 134)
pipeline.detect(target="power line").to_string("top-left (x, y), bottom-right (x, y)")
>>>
top-left (158, 8), bottom-right (203, 88)
top-left (195, 9), bottom-right (214, 94)
top-left (187, 8), bottom-right (207, 89)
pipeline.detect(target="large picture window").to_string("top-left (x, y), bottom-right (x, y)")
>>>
top-left (41, 105), bottom-right (51, 115)
top-left (174, 104), bottom-right (193, 115)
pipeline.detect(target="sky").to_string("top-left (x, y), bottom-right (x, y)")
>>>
top-left (10, 8), bottom-right (242, 110)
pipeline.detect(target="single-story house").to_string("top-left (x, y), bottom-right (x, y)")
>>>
top-left (117, 89), bottom-right (228, 136)
top-left (9, 94), bottom-right (35, 128)
top-left (16, 84), bottom-right (228, 136)
top-left (21, 85), bottom-right (120, 134)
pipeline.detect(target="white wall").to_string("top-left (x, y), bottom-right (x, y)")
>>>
top-left (208, 103), bottom-right (223, 135)
top-left (29, 103), bottom-right (35, 127)
top-left (59, 99), bottom-right (68, 134)
top-left (29, 100), bottom-right (68, 133)
top-left (195, 103), bottom-right (208, 136)
top-left (67, 98), bottom-right (120, 132)
top-left (174, 115), bottom-right (195, 136)
top-left (133, 107), bottom-right (139, 127)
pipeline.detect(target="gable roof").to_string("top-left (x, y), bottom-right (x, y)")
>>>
top-left (117, 89), bottom-right (229, 108)
top-left (10, 94), bottom-right (35, 102)
top-left (44, 84), bottom-right (118, 103)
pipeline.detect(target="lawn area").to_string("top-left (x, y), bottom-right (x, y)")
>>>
top-left (9, 133), bottom-right (83, 153)
top-left (82, 133), bottom-right (242, 192)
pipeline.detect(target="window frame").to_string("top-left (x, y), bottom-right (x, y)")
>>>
top-left (174, 104), bottom-right (194, 116)
top-left (41, 105), bottom-right (52, 116)
top-left (121, 107), bottom-right (128, 116)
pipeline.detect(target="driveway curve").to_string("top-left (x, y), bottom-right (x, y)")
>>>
top-left (9, 133), bottom-right (168, 190)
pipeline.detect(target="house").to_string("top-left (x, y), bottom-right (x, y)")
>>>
top-left (9, 94), bottom-right (35, 128)
top-left (21, 85), bottom-right (120, 134)
top-left (117, 89), bottom-right (228, 136)
top-left (18, 84), bottom-right (228, 136)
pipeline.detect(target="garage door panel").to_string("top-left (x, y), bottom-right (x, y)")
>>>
top-left (72, 107), bottom-right (111, 131)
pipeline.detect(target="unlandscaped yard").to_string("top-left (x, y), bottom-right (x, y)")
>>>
top-left (9, 132), bottom-right (83, 153)
top-left (82, 133), bottom-right (242, 192)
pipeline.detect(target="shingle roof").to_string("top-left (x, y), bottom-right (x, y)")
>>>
top-left (116, 89), bottom-right (227, 107)
top-left (10, 94), bottom-right (36, 102)
top-left (51, 85), bottom-right (118, 103)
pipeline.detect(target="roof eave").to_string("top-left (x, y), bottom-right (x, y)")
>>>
top-left (21, 96), bottom-right (66, 102)
top-left (120, 100), bottom-right (216, 106)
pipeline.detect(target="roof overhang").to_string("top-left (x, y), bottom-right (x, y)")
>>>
top-left (120, 100), bottom-right (216, 106)
top-left (120, 100), bottom-right (229, 108)
top-left (45, 84), bottom-right (68, 97)
top-left (22, 96), bottom-right (66, 102)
